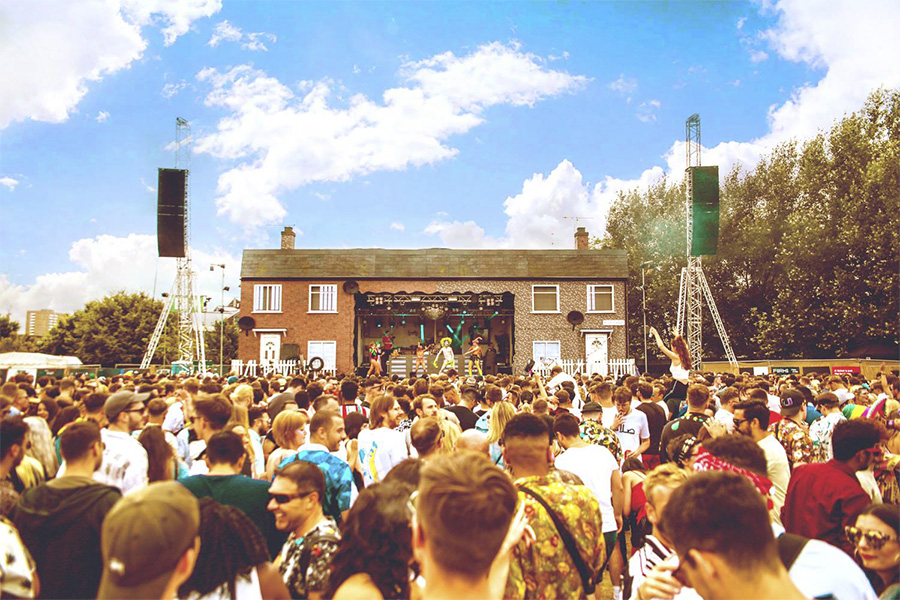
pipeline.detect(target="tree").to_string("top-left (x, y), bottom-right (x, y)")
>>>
top-left (0, 315), bottom-right (37, 353)
top-left (204, 317), bottom-right (239, 370)
top-left (0, 315), bottom-right (19, 339)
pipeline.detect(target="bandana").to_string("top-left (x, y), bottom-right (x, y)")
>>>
top-left (862, 398), bottom-right (886, 419)
top-left (692, 447), bottom-right (775, 510)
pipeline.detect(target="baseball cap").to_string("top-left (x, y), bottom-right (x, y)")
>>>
top-left (815, 392), bottom-right (840, 407)
top-left (104, 390), bottom-right (151, 421)
top-left (582, 401), bottom-right (603, 414)
top-left (98, 482), bottom-right (200, 600)
top-left (779, 389), bottom-right (806, 411)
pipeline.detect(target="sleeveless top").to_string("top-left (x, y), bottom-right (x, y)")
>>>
top-left (669, 363), bottom-right (690, 382)
top-left (186, 567), bottom-right (263, 600)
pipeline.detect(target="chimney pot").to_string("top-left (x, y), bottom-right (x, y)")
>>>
top-left (574, 227), bottom-right (589, 250)
top-left (281, 227), bottom-right (295, 250)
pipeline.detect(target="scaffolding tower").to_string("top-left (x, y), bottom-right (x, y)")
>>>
top-left (675, 114), bottom-right (738, 369)
top-left (141, 118), bottom-right (206, 371)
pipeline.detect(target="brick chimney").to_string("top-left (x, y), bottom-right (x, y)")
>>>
top-left (574, 227), bottom-right (589, 250)
top-left (281, 226), bottom-right (295, 250)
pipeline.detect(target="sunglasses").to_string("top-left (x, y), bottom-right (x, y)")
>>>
top-left (845, 526), bottom-right (898, 550)
top-left (268, 491), bottom-right (314, 504)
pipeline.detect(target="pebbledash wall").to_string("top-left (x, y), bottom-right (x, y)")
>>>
top-left (238, 278), bottom-right (628, 375)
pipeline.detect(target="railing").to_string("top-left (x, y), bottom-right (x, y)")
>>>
top-left (230, 360), bottom-right (336, 378)
top-left (532, 358), bottom-right (636, 379)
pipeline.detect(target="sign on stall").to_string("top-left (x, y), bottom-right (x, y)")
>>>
top-left (832, 366), bottom-right (861, 375)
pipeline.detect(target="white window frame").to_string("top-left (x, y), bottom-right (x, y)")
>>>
top-left (307, 340), bottom-right (337, 371)
top-left (532, 340), bottom-right (561, 363)
top-left (252, 284), bottom-right (282, 313)
top-left (531, 284), bottom-right (560, 313)
top-left (587, 284), bottom-right (615, 313)
top-left (308, 284), bottom-right (338, 313)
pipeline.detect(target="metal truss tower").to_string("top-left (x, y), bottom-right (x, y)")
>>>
top-left (675, 114), bottom-right (738, 369)
top-left (141, 118), bottom-right (206, 371)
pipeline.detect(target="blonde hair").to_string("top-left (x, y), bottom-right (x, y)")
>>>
top-left (230, 384), bottom-right (254, 407)
top-left (643, 463), bottom-right (689, 506)
top-left (272, 409), bottom-right (309, 449)
top-left (486, 401), bottom-right (516, 445)
top-left (231, 404), bottom-right (250, 430)
top-left (24, 417), bottom-right (58, 478)
top-left (439, 419), bottom-right (462, 454)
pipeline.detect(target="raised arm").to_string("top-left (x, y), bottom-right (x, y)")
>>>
top-left (649, 326), bottom-right (679, 362)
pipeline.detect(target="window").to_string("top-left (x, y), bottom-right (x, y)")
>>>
top-left (309, 284), bottom-right (337, 313)
top-left (533, 341), bottom-right (561, 364)
top-left (307, 341), bottom-right (337, 371)
top-left (253, 284), bottom-right (282, 312)
top-left (587, 285), bottom-right (614, 312)
top-left (531, 285), bottom-right (559, 313)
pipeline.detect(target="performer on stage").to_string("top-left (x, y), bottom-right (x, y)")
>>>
top-left (433, 337), bottom-right (455, 374)
top-left (414, 341), bottom-right (429, 376)
top-left (366, 341), bottom-right (383, 377)
top-left (463, 336), bottom-right (484, 377)
top-left (380, 330), bottom-right (394, 374)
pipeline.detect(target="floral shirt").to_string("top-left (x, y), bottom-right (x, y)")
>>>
top-left (0, 516), bottom-right (36, 598)
top-left (580, 419), bottom-right (624, 465)
top-left (809, 412), bottom-right (845, 462)
top-left (275, 518), bottom-right (340, 599)
top-left (505, 470), bottom-right (605, 600)
top-left (769, 418), bottom-right (814, 470)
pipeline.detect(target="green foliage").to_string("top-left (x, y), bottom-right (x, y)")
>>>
top-left (204, 317), bottom-right (239, 368)
top-left (599, 88), bottom-right (900, 361)
top-left (37, 292), bottom-right (178, 366)
top-left (0, 315), bottom-right (19, 339)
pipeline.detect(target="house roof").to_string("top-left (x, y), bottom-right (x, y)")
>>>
top-left (241, 248), bottom-right (628, 280)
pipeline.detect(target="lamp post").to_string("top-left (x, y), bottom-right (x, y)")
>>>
top-left (639, 261), bottom-right (652, 374)
top-left (210, 264), bottom-right (226, 377)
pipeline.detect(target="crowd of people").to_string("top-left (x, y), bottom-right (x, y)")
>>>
top-left (1, 348), bottom-right (899, 600)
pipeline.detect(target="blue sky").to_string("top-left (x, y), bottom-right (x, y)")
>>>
top-left (1, 0), bottom-right (898, 323)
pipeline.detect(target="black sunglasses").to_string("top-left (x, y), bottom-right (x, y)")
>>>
top-left (268, 491), bottom-right (315, 504)
top-left (845, 526), bottom-right (898, 550)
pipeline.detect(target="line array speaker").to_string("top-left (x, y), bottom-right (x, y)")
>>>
top-left (690, 166), bottom-right (719, 256)
top-left (157, 168), bottom-right (187, 258)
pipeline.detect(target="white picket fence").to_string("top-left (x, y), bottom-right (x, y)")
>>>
top-left (230, 360), bottom-right (336, 378)
top-left (532, 358), bottom-right (636, 379)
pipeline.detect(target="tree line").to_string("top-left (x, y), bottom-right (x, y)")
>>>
top-left (599, 88), bottom-right (899, 362)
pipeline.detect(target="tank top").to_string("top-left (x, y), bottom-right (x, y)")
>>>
top-left (670, 363), bottom-right (690, 382)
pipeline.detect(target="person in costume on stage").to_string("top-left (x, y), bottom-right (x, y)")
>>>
top-left (366, 341), bottom-right (382, 377)
top-left (414, 341), bottom-right (429, 376)
top-left (650, 326), bottom-right (692, 416)
top-left (380, 330), bottom-right (394, 374)
top-left (433, 337), bottom-right (456, 374)
top-left (463, 337), bottom-right (484, 377)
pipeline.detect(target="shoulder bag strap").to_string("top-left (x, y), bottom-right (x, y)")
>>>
top-left (518, 484), bottom-right (595, 595)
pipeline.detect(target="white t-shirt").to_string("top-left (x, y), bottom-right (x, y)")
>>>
top-left (357, 427), bottom-right (409, 486)
top-left (767, 394), bottom-right (782, 414)
top-left (612, 409), bottom-right (650, 455)
top-left (655, 400), bottom-right (670, 419)
top-left (599, 401), bottom-right (639, 429)
top-left (554, 444), bottom-right (619, 533)
top-left (95, 429), bottom-right (149, 494)
top-left (758, 434), bottom-right (790, 525)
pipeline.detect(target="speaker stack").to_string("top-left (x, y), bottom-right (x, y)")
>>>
top-left (157, 168), bottom-right (187, 258)
top-left (689, 166), bottom-right (719, 256)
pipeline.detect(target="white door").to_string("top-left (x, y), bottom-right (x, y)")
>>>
top-left (585, 333), bottom-right (608, 376)
top-left (260, 334), bottom-right (281, 365)
top-left (307, 341), bottom-right (337, 371)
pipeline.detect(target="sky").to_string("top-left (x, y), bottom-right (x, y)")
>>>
top-left (1, 0), bottom-right (899, 325)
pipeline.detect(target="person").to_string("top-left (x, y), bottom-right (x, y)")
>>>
top-left (411, 452), bottom-right (519, 600)
top-left (456, 428), bottom-right (490, 455)
top-left (848, 504), bottom-right (900, 598)
top-left (649, 326), bottom-right (691, 415)
top-left (658, 471), bottom-right (807, 600)
top-left (338, 379), bottom-right (367, 419)
top-left (278, 409), bottom-right (356, 523)
top-left (446, 385), bottom-right (480, 431)
top-left (95, 390), bottom-right (150, 494)
top-left (414, 341), bottom-right (428, 377)
top-left (1, 416), bottom-right (28, 516)
top-left (713, 387), bottom-right (740, 433)
top-left (357, 395), bottom-right (409, 486)
top-left (769, 388), bottom-right (815, 470)
top-left (502, 413), bottom-right (604, 599)
top-left (366, 342), bottom-right (382, 377)
top-left (580, 400), bottom-right (624, 465)
top-left (179, 431), bottom-right (284, 558)
top-left (268, 462), bottom-right (341, 599)
top-left (265, 410), bottom-right (310, 481)
top-left (139, 425), bottom-right (176, 482)
top-left (782, 418), bottom-right (886, 556)
top-left (177, 498), bottom-right (290, 600)
top-left (658, 384), bottom-right (710, 464)
top-left (97, 481), bottom-right (201, 600)
top-left (0, 513), bottom-right (37, 598)
top-left (13, 421), bottom-right (121, 599)
top-left (620, 456), bottom-right (650, 552)
top-left (325, 481), bottom-right (417, 600)
top-left (411, 417), bottom-right (443, 459)
top-left (189, 394), bottom-right (236, 476)
top-left (486, 401), bottom-right (516, 467)
top-left (810, 391), bottom-right (846, 462)
top-left (433, 337), bottom-right (455, 374)
top-left (732, 398), bottom-right (790, 524)
top-left (635, 382), bottom-right (666, 469)
top-left (611, 386), bottom-right (650, 460)
top-left (554, 413), bottom-right (625, 599)
top-left (463, 336), bottom-right (484, 377)
top-left (627, 463), bottom-right (692, 600)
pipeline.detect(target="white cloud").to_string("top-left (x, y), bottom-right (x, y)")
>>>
top-left (0, 0), bottom-right (221, 129)
top-left (162, 80), bottom-right (190, 99)
top-left (140, 177), bottom-right (156, 192)
top-left (208, 20), bottom-right (275, 51)
top-left (608, 74), bottom-right (637, 95)
top-left (0, 176), bottom-right (20, 191)
top-left (636, 100), bottom-right (661, 123)
top-left (389, 222), bottom-right (405, 231)
top-left (95, 110), bottom-right (109, 123)
top-left (730, 79), bottom-right (742, 87)
top-left (194, 42), bottom-right (588, 227)
top-left (737, 17), bottom-right (747, 30)
top-left (0, 233), bottom-right (239, 325)
top-left (749, 49), bottom-right (769, 63)
top-left (352, 65), bottom-right (362, 75)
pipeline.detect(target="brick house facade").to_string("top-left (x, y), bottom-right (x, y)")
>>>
top-left (238, 228), bottom-right (629, 376)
